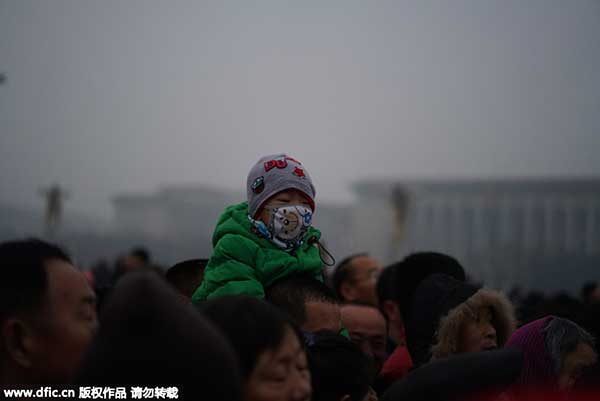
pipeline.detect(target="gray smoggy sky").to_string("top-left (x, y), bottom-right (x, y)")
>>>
top-left (1, 0), bottom-right (600, 220)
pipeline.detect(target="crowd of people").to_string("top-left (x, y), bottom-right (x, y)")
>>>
top-left (1, 154), bottom-right (599, 401)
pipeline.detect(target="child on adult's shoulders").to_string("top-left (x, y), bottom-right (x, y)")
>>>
top-left (192, 154), bottom-right (327, 302)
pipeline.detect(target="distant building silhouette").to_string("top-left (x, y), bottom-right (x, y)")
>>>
top-left (112, 178), bottom-right (600, 292)
top-left (354, 178), bottom-right (600, 291)
top-left (112, 185), bottom-right (355, 266)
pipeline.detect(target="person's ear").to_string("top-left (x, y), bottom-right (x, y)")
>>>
top-left (339, 282), bottom-right (356, 302)
top-left (382, 300), bottom-right (402, 324)
top-left (2, 318), bottom-right (37, 368)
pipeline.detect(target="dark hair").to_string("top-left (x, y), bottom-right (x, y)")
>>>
top-left (165, 259), bottom-right (207, 297)
top-left (581, 281), bottom-right (598, 304)
top-left (130, 247), bottom-right (150, 264)
top-left (386, 252), bottom-right (466, 321)
top-left (0, 238), bottom-right (72, 322)
top-left (307, 332), bottom-right (371, 401)
top-left (265, 274), bottom-right (339, 326)
top-left (199, 296), bottom-right (300, 378)
top-left (376, 265), bottom-right (397, 315)
top-left (166, 259), bottom-right (208, 279)
top-left (343, 300), bottom-right (383, 310)
top-left (77, 273), bottom-right (242, 401)
top-left (331, 253), bottom-right (368, 297)
top-left (544, 317), bottom-right (596, 376)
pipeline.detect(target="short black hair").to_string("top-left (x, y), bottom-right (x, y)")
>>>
top-left (385, 252), bottom-right (466, 321)
top-left (0, 238), bottom-right (72, 322)
top-left (265, 274), bottom-right (339, 326)
top-left (376, 265), bottom-right (397, 313)
top-left (307, 332), bottom-right (371, 401)
top-left (199, 296), bottom-right (299, 378)
top-left (166, 259), bottom-right (208, 279)
top-left (166, 259), bottom-right (207, 297)
top-left (331, 253), bottom-right (368, 297)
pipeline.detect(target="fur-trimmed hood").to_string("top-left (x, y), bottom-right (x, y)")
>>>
top-left (404, 274), bottom-right (517, 366)
top-left (431, 288), bottom-right (517, 360)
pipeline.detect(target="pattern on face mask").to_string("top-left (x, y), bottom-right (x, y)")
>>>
top-left (249, 205), bottom-right (312, 251)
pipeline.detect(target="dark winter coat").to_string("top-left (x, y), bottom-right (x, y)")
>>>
top-left (381, 348), bottom-right (523, 401)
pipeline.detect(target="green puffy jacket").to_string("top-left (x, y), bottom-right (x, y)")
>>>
top-left (191, 202), bottom-right (323, 303)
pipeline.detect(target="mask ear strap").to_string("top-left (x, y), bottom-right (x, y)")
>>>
top-left (316, 240), bottom-right (336, 267)
top-left (247, 215), bottom-right (272, 239)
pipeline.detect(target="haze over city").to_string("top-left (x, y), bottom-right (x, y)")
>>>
top-left (1, 0), bottom-right (600, 221)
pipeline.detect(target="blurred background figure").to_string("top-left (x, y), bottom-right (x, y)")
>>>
top-left (123, 246), bottom-right (150, 271)
top-left (39, 183), bottom-right (68, 238)
top-left (77, 272), bottom-right (242, 401)
top-left (165, 258), bottom-right (207, 302)
top-left (581, 281), bottom-right (600, 306)
top-left (110, 246), bottom-right (153, 284)
top-left (332, 253), bottom-right (383, 306)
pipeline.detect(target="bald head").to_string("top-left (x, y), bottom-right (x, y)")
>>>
top-left (334, 255), bottom-right (382, 306)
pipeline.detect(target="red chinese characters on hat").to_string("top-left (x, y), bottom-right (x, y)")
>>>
top-left (293, 167), bottom-right (305, 178)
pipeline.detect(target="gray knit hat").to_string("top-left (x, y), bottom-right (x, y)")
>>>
top-left (246, 154), bottom-right (316, 218)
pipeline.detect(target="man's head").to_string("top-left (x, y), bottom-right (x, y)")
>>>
top-left (266, 274), bottom-right (342, 334)
top-left (332, 254), bottom-right (382, 306)
top-left (165, 259), bottom-right (207, 301)
top-left (378, 252), bottom-right (466, 344)
top-left (123, 246), bottom-right (150, 272)
top-left (0, 239), bottom-right (97, 385)
top-left (307, 332), bottom-right (371, 401)
top-left (340, 303), bottom-right (387, 373)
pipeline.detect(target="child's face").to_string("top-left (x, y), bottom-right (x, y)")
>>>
top-left (257, 189), bottom-right (312, 224)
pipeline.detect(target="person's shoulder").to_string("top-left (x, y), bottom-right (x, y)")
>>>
top-left (212, 202), bottom-right (252, 239)
top-left (215, 232), bottom-right (257, 252)
top-left (210, 233), bottom-right (260, 268)
top-left (218, 201), bottom-right (250, 220)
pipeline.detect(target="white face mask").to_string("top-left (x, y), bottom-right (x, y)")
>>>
top-left (249, 204), bottom-right (313, 251)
